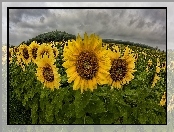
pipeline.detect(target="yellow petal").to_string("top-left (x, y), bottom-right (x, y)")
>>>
top-left (68, 72), bottom-right (78, 83)
top-left (80, 79), bottom-right (85, 93)
top-left (92, 77), bottom-right (97, 89)
top-left (73, 76), bottom-right (81, 90)
top-left (88, 80), bottom-right (93, 92)
top-left (66, 66), bottom-right (76, 75)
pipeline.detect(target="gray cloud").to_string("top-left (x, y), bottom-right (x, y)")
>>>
top-left (140, 9), bottom-right (166, 24)
top-left (9, 9), bottom-right (51, 24)
top-left (8, 9), bottom-right (166, 50)
top-left (40, 16), bottom-right (45, 23)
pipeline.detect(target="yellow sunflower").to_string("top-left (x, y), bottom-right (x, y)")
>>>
top-left (62, 33), bottom-right (111, 93)
top-left (52, 46), bottom-right (59, 58)
top-left (9, 48), bottom-right (14, 64)
top-left (155, 58), bottom-right (161, 73)
top-left (50, 41), bottom-right (60, 48)
top-left (161, 61), bottom-right (166, 71)
top-left (18, 44), bottom-right (31, 65)
top-left (159, 92), bottom-right (166, 106)
top-left (28, 41), bottom-right (40, 63)
top-left (156, 66), bottom-right (161, 73)
top-left (142, 51), bottom-right (147, 59)
top-left (148, 59), bottom-right (152, 66)
top-left (151, 73), bottom-right (160, 88)
top-left (106, 46), bottom-right (136, 89)
top-left (13, 46), bottom-right (18, 53)
top-left (134, 53), bottom-right (138, 61)
top-left (36, 43), bottom-right (54, 61)
top-left (35, 54), bottom-right (61, 90)
top-left (146, 66), bottom-right (149, 72)
top-left (12, 47), bottom-right (26, 70)
top-left (15, 49), bottom-right (23, 66)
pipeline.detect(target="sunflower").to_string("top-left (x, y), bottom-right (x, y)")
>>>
top-left (36, 43), bottom-right (54, 61)
top-left (159, 92), bottom-right (166, 106)
top-left (28, 41), bottom-right (40, 63)
top-left (146, 66), bottom-right (149, 72)
top-left (13, 46), bottom-right (19, 53)
top-left (161, 62), bottom-right (166, 71)
top-left (18, 44), bottom-right (31, 65)
top-left (15, 49), bottom-right (23, 66)
top-left (155, 58), bottom-right (161, 73)
top-left (148, 59), bottom-right (152, 66)
top-left (142, 51), bottom-right (147, 59)
top-left (35, 54), bottom-right (61, 90)
top-left (151, 73), bottom-right (160, 88)
top-left (134, 53), bottom-right (139, 61)
top-left (9, 48), bottom-right (14, 63)
top-left (62, 33), bottom-right (111, 93)
top-left (104, 43), bottom-right (110, 49)
top-left (49, 41), bottom-right (54, 47)
top-left (156, 66), bottom-right (161, 73)
top-left (55, 42), bottom-right (59, 46)
top-left (52, 46), bottom-right (59, 58)
top-left (106, 46), bottom-right (136, 89)
top-left (11, 47), bottom-right (25, 70)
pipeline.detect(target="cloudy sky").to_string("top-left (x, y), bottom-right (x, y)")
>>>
top-left (2, 2), bottom-right (174, 51)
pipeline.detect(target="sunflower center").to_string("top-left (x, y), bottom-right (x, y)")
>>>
top-left (43, 65), bottom-right (54, 82)
top-left (32, 48), bottom-right (38, 59)
top-left (76, 51), bottom-right (99, 80)
top-left (110, 59), bottom-right (127, 81)
top-left (23, 48), bottom-right (29, 59)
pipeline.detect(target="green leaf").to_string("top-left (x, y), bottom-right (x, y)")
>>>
top-left (124, 89), bottom-right (137, 96)
top-left (64, 104), bottom-right (75, 118)
top-left (85, 95), bottom-right (105, 114)
top-left (76, 109), bottom-right (85, 118)
top-left (73, 118), bottom-right (84, 124)
top-left (138, 112), bottom-right (147, 124)
top-left (100, 113), bottom-right (114, 124)
top-left (40, 90), bottom-right (46, 99)
top-left (31, 103), bottom-right (38, 124)
top-left (45, 103), bottom-right (54, 123)
top-left (53, 88), bottom-right (68, 112)
top-left (84, 116), bottom-right (94, 124)
top-left (74, 90), bottom-right (91, 118)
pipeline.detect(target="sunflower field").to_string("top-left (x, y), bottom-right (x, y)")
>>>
top-left (8, 30), bottom-right (167, 124)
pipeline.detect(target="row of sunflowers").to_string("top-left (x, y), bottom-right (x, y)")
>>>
top-left (7, 32), bottom-right (167, 124)
top-left (9, 33), bottom-right (165, 93)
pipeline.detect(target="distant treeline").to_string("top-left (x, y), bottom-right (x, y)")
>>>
top-left (21, 30), bottom-right (76, 46)
top-left (102, 39), bottom-right (161, 51)
top-left (9, 30), bottom-right (166, 52)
